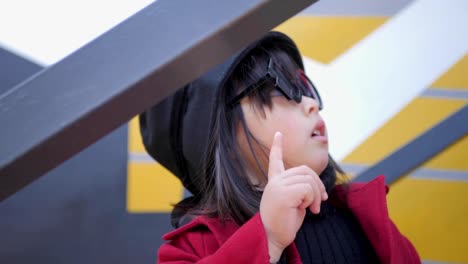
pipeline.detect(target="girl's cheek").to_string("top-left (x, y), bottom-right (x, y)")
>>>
top-left (280, 119), bottom-right (299, 135)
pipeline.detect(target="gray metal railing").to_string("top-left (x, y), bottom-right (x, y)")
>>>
top-left (0, 0), bottom-right (318, 201)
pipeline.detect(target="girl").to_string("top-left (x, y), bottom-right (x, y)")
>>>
top-left (140, 31), bottom-right (420, 263)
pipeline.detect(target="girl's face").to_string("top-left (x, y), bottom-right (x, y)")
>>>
top-left (238, 94), bottom-right (329, 183)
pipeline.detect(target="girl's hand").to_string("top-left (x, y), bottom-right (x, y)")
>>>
top-left (259, 132), bottom-right (328, 262)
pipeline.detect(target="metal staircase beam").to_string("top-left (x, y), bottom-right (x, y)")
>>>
top-left (0, 0), bottom-right (318, 201)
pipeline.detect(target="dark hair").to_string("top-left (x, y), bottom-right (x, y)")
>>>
top-left (171, 43), bottom-right (345, 227)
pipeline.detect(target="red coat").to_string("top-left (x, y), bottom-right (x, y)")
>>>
top-left (158, 176), bottom-right (420, 263)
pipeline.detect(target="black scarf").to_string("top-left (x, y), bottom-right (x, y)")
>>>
top-left (278, 165), bottom-right (379, 264)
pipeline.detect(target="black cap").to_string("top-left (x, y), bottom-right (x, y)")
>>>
top-left (139, 31), bottom-right (303, 196)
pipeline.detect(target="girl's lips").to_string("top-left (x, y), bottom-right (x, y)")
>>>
top-left (311, 119), bottom-right (328, 143)
top-left (312, 135), bottom-right (328, 144)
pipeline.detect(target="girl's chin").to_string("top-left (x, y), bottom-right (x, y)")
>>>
top-left (285, 152), bottom-right (329, 172)
top-left (309, 155), bottom-right (329, 174)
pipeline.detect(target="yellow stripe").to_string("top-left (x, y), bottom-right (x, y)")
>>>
top-left (343, 98), bottom-right (467, 170)
top-left (128, 117), bottom-right (146, 153)
top-left (387, 177), bottom-right (468, 263)
top-left (432, 54), bottom-right (468, 89)
top-left (275, 16), bottom-right (387, 63)
top-left (127, 163), bottom-right (183, 213)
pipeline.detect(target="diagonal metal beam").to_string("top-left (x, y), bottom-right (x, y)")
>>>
top-left (352, 105), bottom-right (468, 185)
top-left (0, 0), bottom-right (318, 201)
top-left (0, 47), bottom-right (42, 96)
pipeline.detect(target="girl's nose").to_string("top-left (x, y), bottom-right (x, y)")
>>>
top-left (301, 95), bottom-right (319, 115)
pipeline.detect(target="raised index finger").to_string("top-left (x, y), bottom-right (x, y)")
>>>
top-left (268, 132), bottom-right (285, 178)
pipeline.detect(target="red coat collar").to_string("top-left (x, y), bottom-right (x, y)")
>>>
top-left (331, 175), bottom-right (394, 262)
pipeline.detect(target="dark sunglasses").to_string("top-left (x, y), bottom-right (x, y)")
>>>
top-left (228, 58), bottom-right (323, 110)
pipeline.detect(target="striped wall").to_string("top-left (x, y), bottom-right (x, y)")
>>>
top-left (127, 1), bottom-right (468, 263)
top-left (342, 55), bottom-right (468, 263)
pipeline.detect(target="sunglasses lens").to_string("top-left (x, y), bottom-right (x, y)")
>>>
top-left (297, 70), bottom-right (322, 109)
top-left (296, 73), bottom-right (311, 97)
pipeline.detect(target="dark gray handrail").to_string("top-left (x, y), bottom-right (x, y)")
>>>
top-left (0, 0), bottom-right (318, 201)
